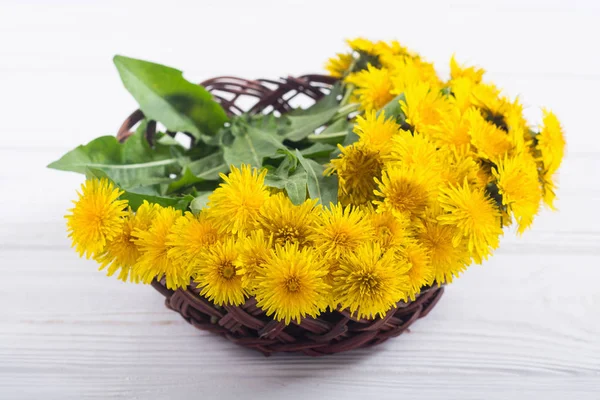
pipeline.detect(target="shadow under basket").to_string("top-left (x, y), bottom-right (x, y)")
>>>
top-left (117, 74), bottom-right (446, 356)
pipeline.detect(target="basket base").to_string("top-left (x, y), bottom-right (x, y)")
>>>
top-left (151, 280), bottom-right (444, 356)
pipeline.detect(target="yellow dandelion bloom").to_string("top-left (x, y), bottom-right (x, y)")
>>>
top-left (325, 52), bottom-right (354, 78)
top-left (334, 243), bottom-right (410, 319)
top-left (354, 110), bottom-right (399, 156)
top-left (417, 206), bottom-right (470, 284)
top-left (328, 143), bottom-right (383, 205)
top-left (438, 180), bottom-right (503, 263)
top-left (235, 229), bottom-right (273, 293)
top-left (537, 109), bottom-right (566, 176)
top-left (311, 203), bottom-right (375, 258)
top-left (95, 201), bottom-right (159, 282)
top-left (428, 107), bottom-right (472, 151)
top-left (390, 57), bottom-right (442, 93)
top-left (493, 154), bottom-right (542, 233)
top-left (254, 193), bottom-right (319, 247)
top-left (167, 212), bottom-right (220, 270)
top-left (369, 209), bottom-right (411, 250)
top-left (468, 108), bottom-right (513, 161)
top-left (400, 82), bottom-right (451, 132)
top-left (346, 37), bottom-right (376, 54)
top-left (194, 237), bottom-right (246, 306)
top-left (450, 55), bottom-right (485, 83)
top-left (386, 130), bottom-right (442, 178)
top-left (66, 178), bottom-right (128, 259)
top-left (345, 65), bottom-right (394, 111)
top-left (373, 164), bottom-right (437, 219)
top-left (438, 149), bottom-right (481, 189)
top-left (254, 244), bottom-right (329, 324)
top-left (132, 206), bottom-right (188, 289)
top-left (206, 164), bottom-right (270, 235)
top-left (395, 241), bottom-right (434, 300)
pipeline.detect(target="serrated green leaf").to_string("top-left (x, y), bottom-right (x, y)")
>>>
top-left (223, 124), bottom-right (286, 167)
top-left (295, 150), bottom-right (337, 206)
top-left (113, 55), bottom-right (228, 139)
top-left (284, 169), bottom-right (308, 205)
top-left (283, 84), bottom-right (343, 141)
top-left (307, 117), bottom-right (352, 145)
top-left (85, 167), bottom-right (193, 211)
top-left (48, 135), bottom-right (182, 189)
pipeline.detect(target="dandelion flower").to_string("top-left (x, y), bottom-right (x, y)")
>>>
top-left (95, 201), bottom-right (159, 282)
top-left (255, 193), bottom-right (319, 247)
top-left (450, 55), bottom-right (485, 83)
top-left (194, 237), bottom-right (246, 306)
top-left (254, 244), bottom-right (329, 324)
top-left (66, 178), bottom-right (128, 259)
top-left (328, 143), bottom-right (383, 205)
top-left (493, 153), bottom-right (542, 233)
top-left (373, 164), bottom-right (437, 219)
top-left (417, 206), bottom-right (470, 284)
top-left (346, 65), bottom-right (394, 111)
top-left (167, 212), bottom-right (220, 270)
top-left (334, 243), bottom-right (410, 319)
top-left (346, 37), bottom-right (376, 54)
top-left (400, 82), bottom-right (451, 132)
top-left (386, 130), bottom-right (442, 176)
top-left (468, 108), bottom-right (513, 161)
top-left (396, 241), bottom-right (434, 300)
top-left (438, 180), bottom-right (503, 263)
top-left (133, 206), bottom-right (188, 289)
top-left (325, 53), bottom-right (354, 78)
top-left (235, 229), bottom-right (273, 293)
top-left (311, 204), bottom-right (375, 258)
top-left (206, 164), bottom-right (270, 235)
top-left (369, 209), bottom-right (411, 250)
top-left (354, 110), bottom-right (399, 156)
top-left (536, 110), bottom-right (565, 209)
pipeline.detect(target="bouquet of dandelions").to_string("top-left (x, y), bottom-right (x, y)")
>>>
top-left (49, 38), bottom-right (565, 347)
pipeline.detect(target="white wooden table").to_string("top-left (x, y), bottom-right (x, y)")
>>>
top-left (1, 1), bottom-right (599, 398)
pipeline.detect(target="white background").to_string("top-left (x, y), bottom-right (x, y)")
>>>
top-left (1, 0), bottom-right (599, 399)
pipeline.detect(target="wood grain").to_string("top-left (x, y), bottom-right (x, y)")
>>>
top-left (1, 0), bottom-right (599, 398)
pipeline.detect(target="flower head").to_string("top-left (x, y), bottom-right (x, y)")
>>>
top-left (132, 206), bottom-right (188, 289)
top-left (328, 143), bottom-right (383, 205)
top-left (437, 180), bottom-right (503, 263)
top-left (235, 229), bottom-right (273, 293)
top-left (400, 82), bottom-right (451, 132)
top-left (493, 153), bottom-right (542, 233)
top-left (206, 165), bottom-right (270, 235)
top-left (416, 206), bottom-right (470, 284)
top-left (95, 201), bottom-right (159, 282)
top-left (333, 243), bottom-right (410, 319)
top-left (194, 237), bottom-right (246, 306)
top-left (66, 178), bottom-right (128, 259)
top-left (450, 55), bottom-right (485, 83)
top-left (346, 65), bottom-right (394, 111)
top-left (310, 204), bottom-right (375, 258)
top-left (354, 110), bottom-right (400, 156)
top-left (536, 110), bottom-right (565, 209)
top-left (255, 193), bottom-right (319, 247)
top-left (325, 53), bottom-right (354, 78)
top-left (468, 109), bottom-right (513, 161)
top-left (373, 164), bottom-right (437, 219)
top-left (167, 212), bottom-right (220, 270)
top-left (395, 241), bottom-right (434, 300)
top-left (254, 244), bottom-right (329, 324)
top-left (369, 209), bottom-right (411, 251)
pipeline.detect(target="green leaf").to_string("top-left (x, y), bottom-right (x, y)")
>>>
top-left (379, 93), bottom-right (406, 122)
top-left (48, 135), bottom-right (182, 189)
top-left (167, 151), bottom-right (228, 194)
top-left (307, 117), bottom-right (352, 145)
top-left (295, 150), bottom-right (338, 206)
top-left (85, 168), bottom-right (193, 211)
top-left (283, 84), bottom-right (343, 142)
top-left (223, 124), bottom-right (286, 168)
top-left (190, 191), bottom-right (212, 214)
top-left (113, 55), bottom-right (228, 139)
top-left (284, 169), bottom-right (308, 205)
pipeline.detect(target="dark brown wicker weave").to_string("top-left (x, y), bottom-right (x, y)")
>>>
top-left (116, 74), bottom-right (445, 356)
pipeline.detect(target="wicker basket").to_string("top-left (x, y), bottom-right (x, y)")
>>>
top-left (116, 74), bottom-right (445, 356)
